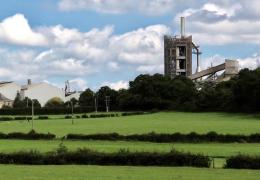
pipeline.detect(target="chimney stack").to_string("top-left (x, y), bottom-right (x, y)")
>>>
top-left (28, 79), bottom-right (32, 85)
top-left (180, 17), bottom-right (185, 38)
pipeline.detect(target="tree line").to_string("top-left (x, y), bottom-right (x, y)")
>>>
top-left (8, 67), bottom-right (260, 112)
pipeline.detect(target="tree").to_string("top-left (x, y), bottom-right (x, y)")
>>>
top-left (45, 97), bottom-right (64, 108)
top-left (79, 88), bottom-right (94, 107)
top-left (97, 86), bottom-right (119, 111)
top-left (13, 92), bottom-right (24, 108)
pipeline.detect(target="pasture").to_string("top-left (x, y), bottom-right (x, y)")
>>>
top-left (0, 112), bottom-right (259, 136)
top-left (0, 112), bottom-right (259, 179)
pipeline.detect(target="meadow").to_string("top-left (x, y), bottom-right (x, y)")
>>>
top-left (0, 112), bottom-right (259, 136)
top-left (0, 112), bottom-right (259, 179)
top-left (0, 165), bottom-right (260, 180)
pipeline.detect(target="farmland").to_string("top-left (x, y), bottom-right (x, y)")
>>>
top-left (0, 112), bottom-right (259, 136)
top-left (0, 112), bottom-right (259, 179)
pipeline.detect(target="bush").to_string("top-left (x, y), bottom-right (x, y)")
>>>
top-left (76, 115), bottom-right (81, 119)
top-left (0, 148), bottom-right (210, 167)
top-left (225, 155), bottom-right (260, 169)
top-left (14, 116), bottom-right (32, 120)
top-left (66, 132), bottom-right (260, 143)
top-left (89, 114), bottom-right (117, 118)
top-left (0, 116), bottom-right (13, 121)
top-left (121, 112), bottom-right (145, 116)
top-left (38, 116), bottom-right (49, 120)
top-left (81, 114), bottom-right (88, 118)
top-left (65, 115), bottom-right (72, 119)
top-left (0, 130), bottom-right (55, 140)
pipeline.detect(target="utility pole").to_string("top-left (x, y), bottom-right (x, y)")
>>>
top-left (71, 100), bottom-right (74, 125)
top-left (26, 98), bottom-right (29, 122)
top-left (105, 96), bottom-right (110, 113)
top-left (31, 100), bottom-right (34, 130)
top-left (94, 93), bottom-right (98, 113)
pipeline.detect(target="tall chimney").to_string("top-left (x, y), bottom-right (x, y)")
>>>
top-left (180, 17), bottom-right (185, 38)
top-left (28, 79), bottom-right (31, 85)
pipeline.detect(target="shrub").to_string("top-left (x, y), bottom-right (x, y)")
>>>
top-left (65, 115), bottom-right (72, 119)
top-left (76, 115), bottom-right (81, 119)
top-left (0, 148), bottom-right (210, 167)
top-left (225, 154), bottom-right (260, 169)
top-left (66, 132), bottom-right (260, 143)
top-left (0, 116), bottom-right (13, 121)
top-left (0, 130), bottom-right (55, 140)
top-left (38, 116), bottom-right (49, 120)
top-left (81, 114), bottom-right (88, 118)
top-left (14, 116), bottom-right (32, 120)
top-left (121, 112), bottom-right (145, 116)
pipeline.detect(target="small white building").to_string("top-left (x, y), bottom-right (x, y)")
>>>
top-left (0, 80), bottom-right (81, 107)
top-left (21, 80), bottom-right (66, 107)
top-left (0, 81), bottom-right (21, 100)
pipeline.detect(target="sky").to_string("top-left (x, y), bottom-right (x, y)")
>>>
top-left (0, 0), bottom-right (259, 91)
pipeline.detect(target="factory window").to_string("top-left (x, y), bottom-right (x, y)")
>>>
top-left (179, 59), bottom-right (185, 69)
top-left (178, 46), bottom-right (186, 56)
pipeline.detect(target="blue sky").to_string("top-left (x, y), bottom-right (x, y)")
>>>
top-left (0, 0), bottom-right (259, 91)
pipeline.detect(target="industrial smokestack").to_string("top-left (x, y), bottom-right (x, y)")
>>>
top-left (27, 79), bottom-right (31, 85)
top-left (180, 17), bottom-right (185, 38)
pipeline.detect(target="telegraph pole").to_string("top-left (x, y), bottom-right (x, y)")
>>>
top-left (31, 100), bottom-right (34, 130)
top-left (71, 100), bottom-right (74, 125)
top-left (94, 93), bottom-right (98, 113)
top-left (105, 96), bottom-right (110, 113)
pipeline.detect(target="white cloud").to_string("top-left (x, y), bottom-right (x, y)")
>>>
top-left (102, 80), bottom-right (129, 90)
top-left (0, 14), bottom-right (47, 46)
top-left (137, 64), bottom-right (164, 74)
top-left (107, 62), bottom-right (120, 71)
top-left (201, 54), bottom-right (260, 71)
top-left (58, 0), bottom-right (175, 15)
top-left (69, 78), bottom-right (88, 91)
top-left (173, 2), bottom-right (260, 45)
top-left (110, 25), bottom-right (170, 64)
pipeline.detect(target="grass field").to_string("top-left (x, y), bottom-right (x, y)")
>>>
top-left (0, 139), bottom-right (259, 157)
top-left (0, 112), bottom-right (259, 136)
top-left (0, 112), bottom-right (259, 179)
top-left (0, 165), bottom-right (259, 180)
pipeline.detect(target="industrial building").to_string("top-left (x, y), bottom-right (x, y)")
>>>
top-left (164, 17), bottom-right (239, 81)
top-left (0, 80), bottom-right (80, 108)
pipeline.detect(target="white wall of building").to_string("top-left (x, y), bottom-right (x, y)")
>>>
top-left (0, 83), bottom-right (21, 100)
top-left (22, 82), bottom-right (66, 107)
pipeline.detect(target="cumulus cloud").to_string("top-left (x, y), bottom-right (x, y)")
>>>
top-left (173, 2), bottom-right (260, 45)
top-left (0, 14), bottom-right (170, 87)
top-left (0, 14), bottom-right (47, 46)
top-left (102, 80), bottom-right (129, 90)
top-left (110, 25), bottom-right (170, 65)
top-left (58, 0), bottom-right (175, 15)
top-left (201, 54), bottom-right (260, 71)
top-left (69, 78), bottom-right (88, 91)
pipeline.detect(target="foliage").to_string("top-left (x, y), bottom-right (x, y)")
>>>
top-left (0, 130), bottom-right (55, 140)
top-left (45, 97), bottom-right (65, 108)
top-left (66, 131), bottom-right (260, 143)
top-left (225, 154), bottom-right (260, 169)
top-left (0, 148), bottom-right (210, 167)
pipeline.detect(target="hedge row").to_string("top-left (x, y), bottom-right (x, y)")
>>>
top-left (0, 148), bottom-right (210, 167)
top-left (0, 107), bottom-right (94, 115)
top-left (225, 155), bottom-right (260, 169)
top-left (0, 130), bottom-right (55, 140)
top-left (0, 116), bottom-right (49, 121)
top-left (121, 112), bottom-right (146, 116)
top-left (66, 131), bottom-right (260, 143)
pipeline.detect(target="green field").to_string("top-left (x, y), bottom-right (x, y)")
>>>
top-left (0, 139), bottom-right (259, 157)
top-left (0, 165), bottom-right (259, 180)
top-left (0, 112), bottom-right (259, 136)
top-left (0, 112), bottom-right (259, 179)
